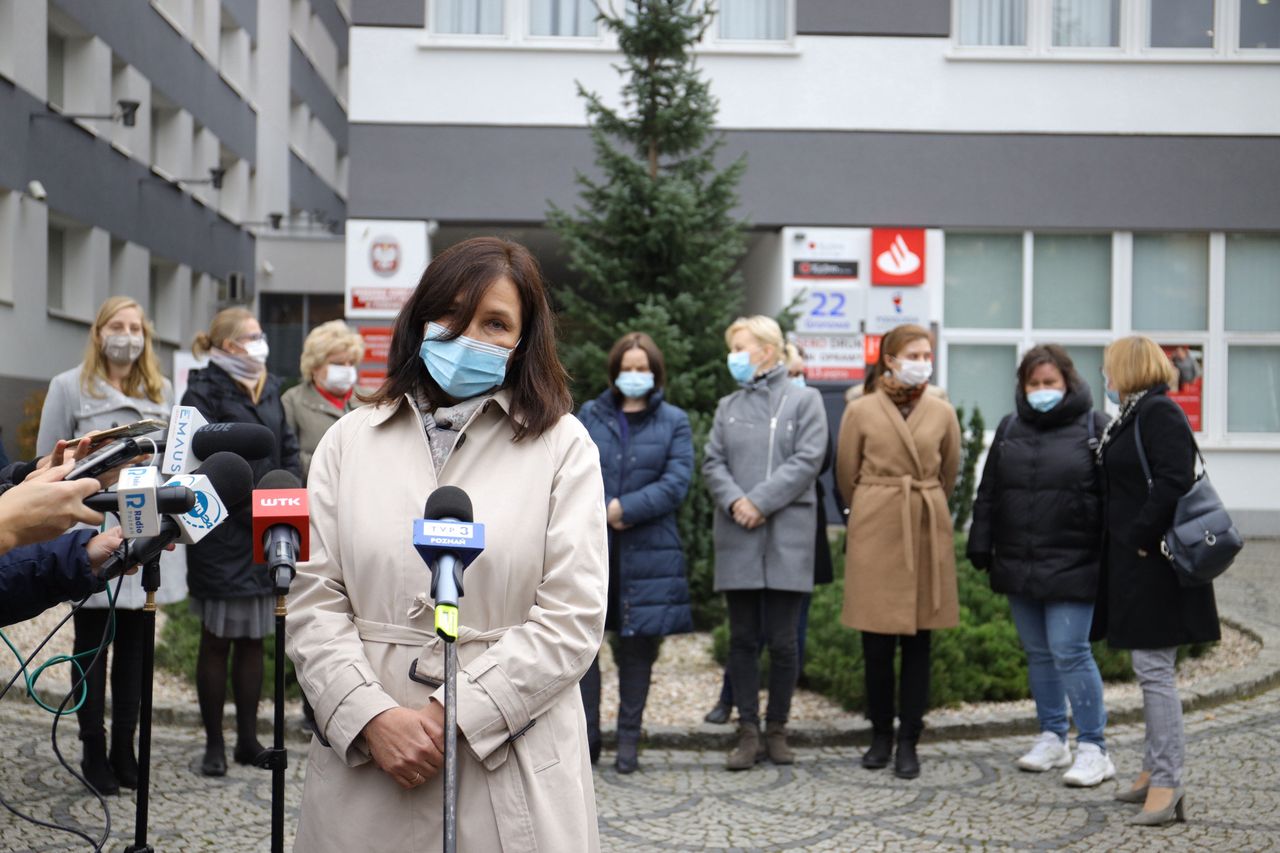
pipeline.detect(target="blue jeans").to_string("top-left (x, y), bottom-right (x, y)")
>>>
top-left (1007, 595), bottom-right (1107, 749)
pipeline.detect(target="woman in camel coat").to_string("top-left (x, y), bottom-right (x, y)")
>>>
top-left (837, 323), bottom-right (961, 780)
top-left (286, 238), bottom-right (607, 851)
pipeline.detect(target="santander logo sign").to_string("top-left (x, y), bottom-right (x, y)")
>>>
top-left (871, 229), bottom-right (926, 286)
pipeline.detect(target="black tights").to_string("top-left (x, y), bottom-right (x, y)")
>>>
top-left (71, 609), bottom-right (144, 747)
top-left (861, 630), bottom-right (932, 737)
top-left (196, 627), bottom-right (263, 748)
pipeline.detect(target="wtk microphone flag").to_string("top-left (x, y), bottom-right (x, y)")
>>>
top-left (252, 485), bottom-right (310, 564)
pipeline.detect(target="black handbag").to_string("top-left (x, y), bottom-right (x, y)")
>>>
top-left (1133, 411), bottom-right (1243, 587)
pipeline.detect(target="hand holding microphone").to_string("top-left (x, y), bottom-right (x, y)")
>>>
top-left (0, 462), bottom-right (104, 556)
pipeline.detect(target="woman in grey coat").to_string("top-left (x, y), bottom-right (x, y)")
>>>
top-left (36, 296), bottom-right (175, 797)
top-left (704, 316), bottom-right (828, 771)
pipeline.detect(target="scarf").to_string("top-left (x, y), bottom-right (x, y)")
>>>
top-left (412, 391), bottom-right (491, 475)
top-left (1096, 387), bottom-right (1151, 461)
top-left (877, 371), bottom-right (928, 416)
top-left (210, 347), bottom-right (266, 382)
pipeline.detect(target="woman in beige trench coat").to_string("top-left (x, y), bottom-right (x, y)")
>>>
top-left (836, 323), bottom-right (960, 782)
top-left (286, 237), bottom-right (608, 852)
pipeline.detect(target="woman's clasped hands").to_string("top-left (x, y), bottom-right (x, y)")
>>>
top-left (363, 700), bottom-right (447, 790)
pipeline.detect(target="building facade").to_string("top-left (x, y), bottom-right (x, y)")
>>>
top-left (346, 0), bottom-right (1280, 531)
top-left (0, 0), bottom-right (350, 453)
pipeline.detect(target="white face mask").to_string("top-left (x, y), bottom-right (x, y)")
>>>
top-left (243, 338), bottom-right (270, 364)
top-left (320, 364), bottom-right (357, 394)
top-left (893, 358), bottom-right (933, 387)
top-left (102, 334), bottom-right (144, 365)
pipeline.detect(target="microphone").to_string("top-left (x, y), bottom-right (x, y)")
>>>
top-left (251, 470), bottom-right (310, 590)
top-left (413, 486), bottom-right (485, 641)
top-left (98, 452), bottom-right (254, 579)
top-left (159, 409), bottom-right (276, 476)
top-left (84, 467), bottom-right (197, 538)
top-left (160, 405), bottom-right (208, 475)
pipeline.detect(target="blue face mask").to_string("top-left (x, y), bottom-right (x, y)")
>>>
top-left (615, 371), bottom-right (655, 399)
top-left (1026, 388), bottom-right (1064, 413)
top-left (727, 351), bottom-right (755, 384)
top-left (790, 375), bottom-right (807, 388)
top-left (1105, 387), bottom-right (1121, 405)
top-left (419, 321), bottom-right (514, 400)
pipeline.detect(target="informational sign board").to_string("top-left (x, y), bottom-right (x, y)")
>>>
top-left (345, 220), bottom-right (429, 319)
top-left (866, 287), bottom-right (931, 335)
top-left (871, 229), bottom-right (927, 286)
top-left (793, 334), bottom-right (865, 382)
top-left (786, 227), bottom-right (869, 335)
top-left (358, 327), bottom-right (393, 364)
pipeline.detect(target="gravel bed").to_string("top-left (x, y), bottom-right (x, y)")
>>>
top-left (3, 608), bottom-right (1261, 726)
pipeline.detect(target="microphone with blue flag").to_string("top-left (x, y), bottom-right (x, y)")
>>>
top-left (413, 486), bottom-right (485, 642)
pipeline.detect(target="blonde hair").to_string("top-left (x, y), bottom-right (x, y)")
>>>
top-left (81, 296), bottom-right (166, 403)
top-left (300, 320), bottom-right (365, 384)
top-left (1104, 335), bottom-right (1178, 397)
top-left (724, 315), bottom-right (785, 367)
top-left (193, 306), bottom-right (255, 358)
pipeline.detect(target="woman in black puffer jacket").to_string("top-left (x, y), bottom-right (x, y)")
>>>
top-left (968, 345), bottom-right (1113, 788)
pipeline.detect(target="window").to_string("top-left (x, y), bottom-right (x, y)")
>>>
top-left (1148, 0), bottom-right (1216, 48)
top-left (1063, 344), bottom-right (1107, 409)
top-left (261, 293), bottom-right (345, 382)
top-left (529, 0), bottom-right (597, 36)
top-left (1132, 233), bottom-right (1208, 331)
top-left (0, 189), bottom-right (14, 302)
top-left (945, 234), bottom-right (1023, 328)
top-left (47, 30), bottom-right (66, 109)
top-left (1053, 0), bottom-right (1120, 46)
top-left (433, 0), bottom-right (504, 34)
top-left (719, 0), bottom-right (787, 40)
top-left (1225, 233), bottom-right (1280, 332)
top-left (1032, 234), bottom-right (1111, 329)
top-left (1228, 347), bottom-right (1280, 431)
top-left (1240, 0), bottom-right (1280, 48)
top-left (958, 0), bottom-right (1028, 46)
top-left (149, 257), bottom-right (181, 340)
top-left (47, 223), bottom-right (65, 311)
top-left (949, 345), bottom-right (1020, 421)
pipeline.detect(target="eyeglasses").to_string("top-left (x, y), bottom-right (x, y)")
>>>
top-left (237, 332), bottom-right (268, 344)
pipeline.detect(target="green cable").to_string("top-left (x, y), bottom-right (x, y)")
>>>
top-left (0, 581), bottom-right (118, 716)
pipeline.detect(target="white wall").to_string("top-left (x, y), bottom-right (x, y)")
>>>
top-left (350, 29), bottom-right (1280, 136)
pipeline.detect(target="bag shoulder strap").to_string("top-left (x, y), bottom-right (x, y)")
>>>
top-left (1133, 401), bottom-right (1207, 495)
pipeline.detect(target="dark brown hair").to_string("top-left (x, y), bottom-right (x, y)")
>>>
top-left (362, 237), bottom-right (572, 441)
top-left (864, 323), bottom-right (932, 393)
top-left (606, 332), bottom-right (666, 394)
top-left (1018, 344), bottom-right (1082, 394)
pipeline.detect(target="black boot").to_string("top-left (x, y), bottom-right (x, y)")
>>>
top-left (234, 738), bottom-right (268, 767)
top-left (861, 726), bottom-right (893, 770)
top-left (109, 735), bottom-right (139, 790)
top-left (202, 738), bottom-right (227, 777)
top-left (703, 702), bottom-right (732, 725)
top-left (81, 737), bottom-right (120, 796)
top-left (615, 733), bottom-right (639, 775)
top-left (894, 734), bottom-right (921, 779)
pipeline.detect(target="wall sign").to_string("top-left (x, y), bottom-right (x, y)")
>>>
top-left (345, 220), bottom-right (430, 319)
top-left (792, 334), bottom-right (865, 382)
top-left (871, 229), bottom-right (926, 286)
top-left (866, 287), bottom-right (930, 335)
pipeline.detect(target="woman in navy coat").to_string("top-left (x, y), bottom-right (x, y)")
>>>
top-left (577, 332), bottom-right (694, 774)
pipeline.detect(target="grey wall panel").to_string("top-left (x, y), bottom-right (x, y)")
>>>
top-left (797, 0), bottom-right (951, 37)
top-left (51, 0), bottom-right (257, 163)
top-left (289, 152), bottom-right (347, 225)
top-left (350, 0), bottom-right (424, 27)
top-left (221, 0), bottom-right (259, 41)
top-left (347, 124), bottom-right (1280, 232)
top-left (290, 41), bottom-right (348, 151)
top-left (0, 82), bottom-right (256, 288)
top-left (311, 0), bottom-right (349, 62)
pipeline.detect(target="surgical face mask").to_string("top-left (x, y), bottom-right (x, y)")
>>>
top-left (1026, 388), bottom-right (1064, 413)
top-left (1105, 387), bottom-right (1121, 405)
top-left (102, 334), bottom-right (144, 365)
top-left (320, 364), bottom-right (357, 395)
top-left (790, 375), bottom-right (807, 388)
top-left (615, 371), bottom-right (655, 399)
top-left (892, 357), bottom-right (933, 387)
top-left (727, 351), bottom-right (755, 384)
top-left (243, 338), bottom-right (270, 364)
top-left (419, 321), bottom-right (513, 400)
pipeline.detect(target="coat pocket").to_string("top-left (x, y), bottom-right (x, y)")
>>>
top-left (515, 704), bottom-right (561, 774)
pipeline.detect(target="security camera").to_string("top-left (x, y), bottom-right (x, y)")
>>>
top-left (26, 180), bottom-right (47, 201)
top-left (261, 260), bottom-right (275, 276)
top-left (268, 212), bottom-right (283, 230)
top-left (209, 167), bottom-right (226, 190)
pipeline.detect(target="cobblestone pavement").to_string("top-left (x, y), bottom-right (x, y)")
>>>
top-left (3, 684), bottom-right (1280, 851)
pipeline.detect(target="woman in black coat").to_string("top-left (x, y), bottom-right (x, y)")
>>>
top-left (1092, 335), bottom-right (1219, 827)
top-left (968, 345), bottom-right (1113, 788)
top-left (183, 307), bottom-right (301, 776)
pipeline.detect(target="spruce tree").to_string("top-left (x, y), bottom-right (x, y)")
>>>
top-left (548, 0), bottom-right (749, 626)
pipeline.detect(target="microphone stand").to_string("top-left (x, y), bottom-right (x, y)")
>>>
top-left (434, 591), bottom-right (462, 853)
top-left (263, 564), bottom-right (295, 853)
top-left (124, 551), bottom-right (162, 853)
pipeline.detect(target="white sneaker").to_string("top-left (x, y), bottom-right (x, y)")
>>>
top-left (1062, 742), bottom-right (1117, 787)
top-left (1015, 732), bottom-right (1072, 772)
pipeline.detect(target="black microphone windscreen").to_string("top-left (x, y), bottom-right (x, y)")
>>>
top-left (257, 469), bottom-right (301, 491)
top-left (192, 422), bottom-right (276, 461)
top-left (424, 485), bottom-right (473, 523)
top-left (193, 452), bottom-right (254, 511)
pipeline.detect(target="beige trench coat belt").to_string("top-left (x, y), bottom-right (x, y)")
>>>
top-left (858, 475), bottom-right (946, 613)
